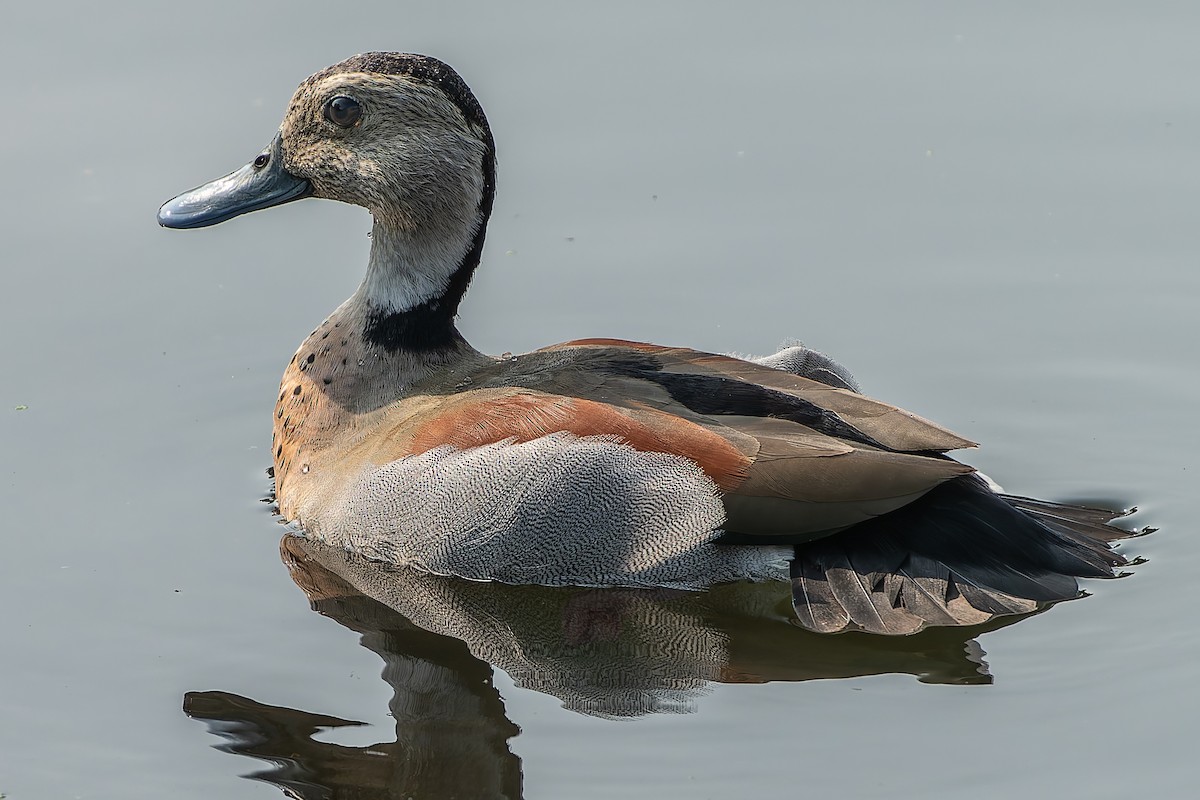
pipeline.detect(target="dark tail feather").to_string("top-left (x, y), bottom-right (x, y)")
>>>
top-left (790, 475), bottom-right (1139, 635)
top-left (1002, 494), bottom-right (1136, 544)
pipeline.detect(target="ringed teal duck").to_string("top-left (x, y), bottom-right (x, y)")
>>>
top-left (159, 53), bottom-right (1135, 635)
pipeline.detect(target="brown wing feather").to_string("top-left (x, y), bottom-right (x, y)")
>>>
top-left (545, 338), bottom-right (975, 453)
top-left (400, 381), bottom-right (971, 541)
top-left (529, 340), bottom-right (976, 538)
top-left (404, 387), bottom-right (752, 491)
top-left (713, 416), bottom-right (972, 539)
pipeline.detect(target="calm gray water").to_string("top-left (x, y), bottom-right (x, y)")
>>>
top-left (2, 2), bottom-right (1196, 797)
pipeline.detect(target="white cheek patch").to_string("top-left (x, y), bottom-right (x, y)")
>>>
top-left (302, 431), bottom-right (790, 589)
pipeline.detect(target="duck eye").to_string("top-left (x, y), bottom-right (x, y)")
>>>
top-left (323, 96), bottom-right (362, 128)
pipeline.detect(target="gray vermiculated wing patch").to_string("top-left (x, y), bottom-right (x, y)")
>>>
top-left (306, 432), bottom-right (790, 589)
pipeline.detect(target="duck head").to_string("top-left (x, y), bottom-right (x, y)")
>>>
top-left (159, 53), bottom-right (497, 349)
top-left (159, 52), bottom-right (495, 231)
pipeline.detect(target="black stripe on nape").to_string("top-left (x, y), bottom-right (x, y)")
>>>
top-left (363, 302), bottom-right (467, 353)
top-left (361, 191), bottom-right (490, 353)
top-left (329, 53), bottom-right (498, 355)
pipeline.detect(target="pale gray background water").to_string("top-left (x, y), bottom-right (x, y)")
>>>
top-left (2, 2), bottom-right (1196, 797)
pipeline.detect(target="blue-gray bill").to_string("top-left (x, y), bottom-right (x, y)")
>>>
top-left (157, 133), bottom-right (312, 229)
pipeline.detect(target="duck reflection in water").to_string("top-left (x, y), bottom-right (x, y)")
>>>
top-left (185, 536), bottom-right (1059, 799)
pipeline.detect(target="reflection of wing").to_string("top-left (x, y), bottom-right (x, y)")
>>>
top-left (289, 536), bottom-right (730, 717)
top-left (285, 537), bottom-right (1039, 715)
top-left (182, 537), bottom-right (1046, 796)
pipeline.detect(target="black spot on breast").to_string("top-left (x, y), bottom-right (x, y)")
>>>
top-left (322, 378), bottom-right (332, 385)
top-left (292, 385), bottom-right (302, 396)
top-left (276, 445), bottom-right (283, 457)
top-left (306, 354), bottom-right (315, 364)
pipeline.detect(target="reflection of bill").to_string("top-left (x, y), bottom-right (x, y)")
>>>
top-left (187, 540), bottom-right (522, 800)
top-left (186, 688), bottom-right (521, 799)
top-left (183, 537), bottom-right (1041, 798)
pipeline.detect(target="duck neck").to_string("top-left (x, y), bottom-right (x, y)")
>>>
top-left (354, 206), bottom-right (488, 354)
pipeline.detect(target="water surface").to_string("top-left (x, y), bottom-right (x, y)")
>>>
top-left (1, 3), bottom-right (1196, 798)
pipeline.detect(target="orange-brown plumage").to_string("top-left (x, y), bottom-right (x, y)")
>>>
top-left (407, 389), bottom-right (752, 492)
